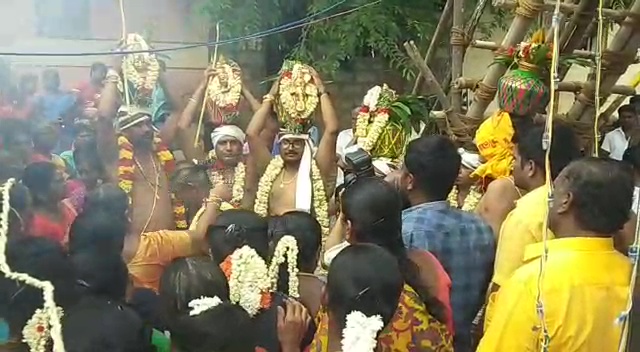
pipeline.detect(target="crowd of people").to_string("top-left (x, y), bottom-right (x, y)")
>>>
top-left (0, 55), bottom-right (638, 352)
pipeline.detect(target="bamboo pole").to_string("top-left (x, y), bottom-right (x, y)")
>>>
top-left (469, 39), bottom-right (640, 62)
top-left (566, 0), bottom-right (640, 121)
top-left (454, 76), bottom-right (637, 95)
top-left (440, 0), bottom-right (491, 97)
top-left (404, 41), bottom-right (451, 110)
top-left (451, 0), bottom-right (465, 113)
top-left (496, 0), bottom-right (635, 22)
top-left (466, 0), bottom-right (545, 122)
top-left (412, 0), bottom-right (453, 94)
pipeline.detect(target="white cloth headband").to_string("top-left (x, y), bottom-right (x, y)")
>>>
top-left (117, 106), bottom-right (153, 131)
top-left (458, 148), bottom-right (482, 171)
top-left (211, 125), bottom-right (246, 147)
top-left (279, 133), bottom-right (313, 213)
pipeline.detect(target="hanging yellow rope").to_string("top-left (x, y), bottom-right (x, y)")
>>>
top-left (535, 1), bottom-right (562, 350)
top-left (194, 22), bottom-right (221, 148)
top-left (593, 0), bottom-right (605, 156)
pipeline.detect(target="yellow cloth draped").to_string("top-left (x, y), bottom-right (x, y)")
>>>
top-left (472, 111), bottom-right (515, 180)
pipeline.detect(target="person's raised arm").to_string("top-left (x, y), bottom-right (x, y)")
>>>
top-left (187, 182), bottom-right (231, 253)
top-left (247, 80), bottom-right (279, 172)
top-left (96, 63), bottom-right (122, 176)
top-left (311, 70), bottom-right (339, 191)
top-left (242, 82), bottom-right (261, 113)
top-left (158, 69), bottom-right (186, 145)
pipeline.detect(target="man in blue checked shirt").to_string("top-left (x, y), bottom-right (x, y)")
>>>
top-left (398, 135), bottom-right (495, 352)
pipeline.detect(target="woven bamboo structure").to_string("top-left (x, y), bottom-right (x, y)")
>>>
top-left (408, 0), bottom-right (640, 148)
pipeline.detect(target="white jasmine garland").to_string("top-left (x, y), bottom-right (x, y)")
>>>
top-left (268, 236), bottom-right (300, 298)
top-left (341, 311), bottom-right (384, 352)
top-left (188, 296), bottom-right (223, 316)
top-left (228, 246), bottom-right (270, 316)
top-left (362, 85), bottom-right (382, 111)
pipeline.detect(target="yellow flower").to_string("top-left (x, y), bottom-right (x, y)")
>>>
top-left (530, 29), bottom-right (545, 44)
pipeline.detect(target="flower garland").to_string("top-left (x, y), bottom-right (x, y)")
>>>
top-left (447, 185), bottom-right (483, 212)
top-left (0, 179), bottom-right (65, 351)
top-left (122, 34), bottom-right (160, 92)
top-left (254, 156), bottom-right (329, 236)
top-left (267, 235), bottom-right (300, 298)
top-left (355, 85), bottom-right (395, 152)
top-left (188, 296), bottom-right (222, 316)
top-left (277, 62), bottom-right (319, 134)
top-left (219, 245), bottom-right (272, 316)
top-left (206, 58), bottom-right (242, 124)
top-left (341, 311), bottom-right (384, 352)
top-left (206, 150), bottom-right (246, 208)
top-left (117, 135), bottom-right (188, 229)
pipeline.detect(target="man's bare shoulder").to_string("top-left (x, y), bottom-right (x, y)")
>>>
top-left (485, 178), bottom-right (516, 194)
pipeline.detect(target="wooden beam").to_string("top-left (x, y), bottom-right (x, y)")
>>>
top-left (412, 0), bottom-right (453, 94)
top-left (451, 0), bottom-right (465, 113)
top-left (496, 0), bottom-right (640, 22)
top-left (404, 41), bottom-right (451, 110)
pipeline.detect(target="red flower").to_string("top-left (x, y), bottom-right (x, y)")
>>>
top-left (36, 325), bottom-right (45, 333)
top-left (359, 106), bottom-right (369, 113)
top-left (282, 71), bottom-right (292, 79)
top-left (521, 44), bottom-right (531, 59)
top-left (507, 47), bottom-right (515, 57)
top-left (378, 108), bottom-right (390, 115)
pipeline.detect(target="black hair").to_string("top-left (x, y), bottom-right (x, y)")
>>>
top-left (623, 144), bottom-right (640, 172)
top-left (170, 162), bottom-right (211, 191)
top-left (0, 150), bottom-right (25, 181)
top-left (159, 257), bottom-right (230, 322)
top-left (0, 237), bottom-right (80, 341)
top-left (559, 157), bottom-right (634, 234)
top-left (630, 95), bottom-right (640, 105)
top-left (90, 62), bottom-right (108, 74)
top-left (327, 244), bottom-right (403, 332)
top-left (83, 183), bottom-right (130, 220)
top-left (206, 209), bottom-right (270, 263)
top-left (71, 250), bottom-right (128, 301)
top-left (62, 296), bottom-right (152, 352)
top-left (341, 177), bottom-right (446, 323)
top-left (511, 114), bottom-right (535, 144)
top-left (73, 142), bottom-right (105, 176)
top-left (68, 208), bottom-right (128, 255)
top-left (170, 302), bottom-right (255, 352)
top-left (516, 121), bottom-right (581, 180)
top-left (269, 211), bottom-right (322, 293)
top-left (0, 118), bottom-right (31, 148)
top-left (619, 104), bottom-right (636, 116)
top-left (159, 257), bottom-right (254, 352)
top-left (22, 162), bottom-right (58, 205)
top-left (404, 135), bottom-right (460, 201)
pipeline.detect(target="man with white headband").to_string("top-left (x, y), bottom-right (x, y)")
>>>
top-left (448, 148), bottom-right (484, 212)
top-left (246, 66), bottom-right (338, 230)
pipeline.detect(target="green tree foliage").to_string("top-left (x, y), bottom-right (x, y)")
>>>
top-left (195, 0), bottom-right (508, 79)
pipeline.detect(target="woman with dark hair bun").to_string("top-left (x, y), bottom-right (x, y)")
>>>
top-left (205, 209), bottom-right (315, 351)
top-left (310, 243), bottom-right (452, 351)
top-left (321, 177), bottom-right (453, 348)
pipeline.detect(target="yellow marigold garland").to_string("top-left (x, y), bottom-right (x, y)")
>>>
top-left (254, 157), bottom-right (329, 236)
top-left (117, 135), bottom-right (188, 229)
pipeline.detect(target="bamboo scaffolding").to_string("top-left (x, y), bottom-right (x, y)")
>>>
top-left (566, 0), bottom-right (640, 121)
top-left (466, 0), bottom-right (545, 122)
top-left (412, 0), bottom-right (453, 94)
top-left (454, 77), bottom-right (637, 95)
top-left (451, 0), bottom-right (465, 113)
top-left (496, 0), bottom-right (639, 22)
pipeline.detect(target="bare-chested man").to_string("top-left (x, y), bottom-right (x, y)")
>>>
top-left (246, 69), bottom-right (338, 219)
top-left (96, 64), bottom-right (186, 235)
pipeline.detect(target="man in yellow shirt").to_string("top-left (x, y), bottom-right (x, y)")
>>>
top-left (478, 157), bottom-right (633, 351)
top-left (491, 123), bottom-right (581, 289)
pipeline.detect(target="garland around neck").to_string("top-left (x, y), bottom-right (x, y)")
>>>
top-left (254, 156), bottom-right (329, 236)
top-left (447, 185), bottom-right (482, 212)
top-left (207, 150), bottom-right (245, 207)
top-left (117, 135), bottom-right (187, 229)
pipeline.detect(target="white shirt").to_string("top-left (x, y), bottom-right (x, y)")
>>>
top-left (601, 127), bottom-right (630, 161)
top-left (633, 186), bottom-right (639, 214)
top-left (335, 129), bottom-right (354, 187)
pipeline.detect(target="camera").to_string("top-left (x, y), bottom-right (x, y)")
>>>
top-left (335, 148), bottom-right (375, 202)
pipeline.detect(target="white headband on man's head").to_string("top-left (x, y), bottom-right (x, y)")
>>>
top-left (211, 125), bottom-right (246, 147)
top-left (458, 148), bottom-right (483, 171)
top-left (117, 106), bottom-right (153, 132)
top-left (278, 132), bottom-right (313, 213)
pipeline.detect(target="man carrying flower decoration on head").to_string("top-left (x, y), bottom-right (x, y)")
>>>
top-left (246, 61), bottom-right (339, 237)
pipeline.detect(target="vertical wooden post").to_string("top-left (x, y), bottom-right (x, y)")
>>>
top-left (450, 0), bottom-right (465, 113)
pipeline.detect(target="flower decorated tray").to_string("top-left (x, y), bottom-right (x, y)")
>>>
top-left (277, 60), bottom-right (319, 134)
top-left (355, 84), bottom-right (396, 152)
top-left (206, 56), bottom-right (242, 125)
top-left (121, 33), bottom-right (160, 93)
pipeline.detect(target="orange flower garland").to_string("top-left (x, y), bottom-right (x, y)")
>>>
top-left (117, 135), bottom-right (188, 229)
